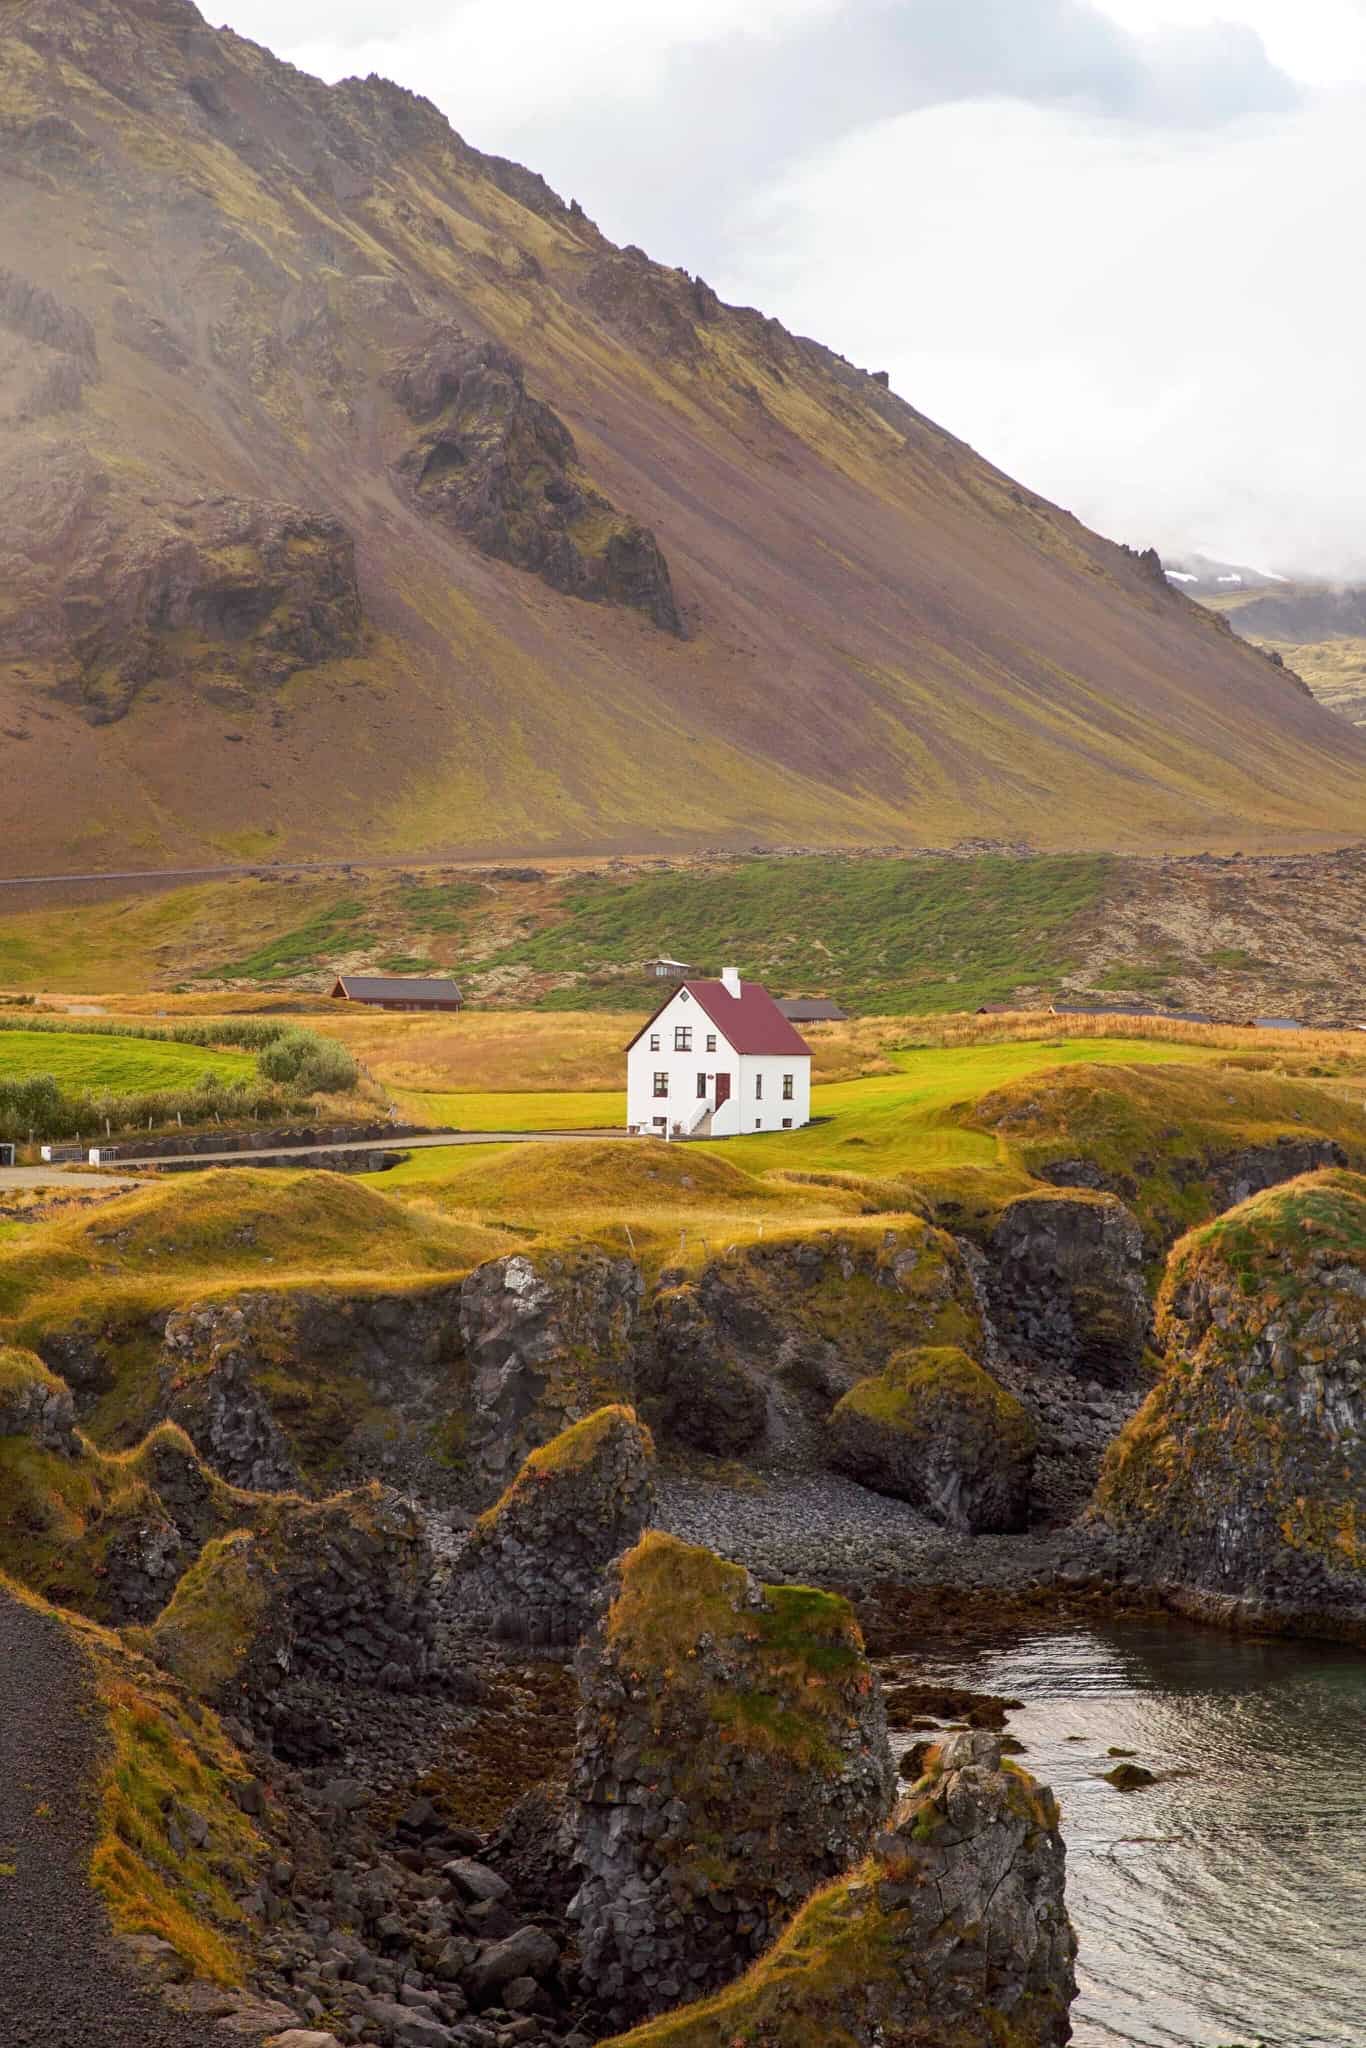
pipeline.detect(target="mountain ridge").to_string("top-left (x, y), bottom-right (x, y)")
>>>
top-left (2, 0), bottom-right (1365, 870)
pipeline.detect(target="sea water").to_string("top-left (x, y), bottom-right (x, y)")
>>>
top-left (886, 1621), bottom-right (1366, 2048)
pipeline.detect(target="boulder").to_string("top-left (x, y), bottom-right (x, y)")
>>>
top-left (460, 1250), bottom-right (642, 1494)
top-left (984, 1189), bottom-right (1149, 1386)
top-left (640, 1284), bottom-right (767, 1455)
top-left (568, 1532), bottom-right (894, 2026)
top-left (1093, 1168), bottom-right (1366, 1635)
top-left (597, 1731), bottom-right (1076, 2048)
top-left (454, 1404), bottom-right (655, 1648)
top-left (826, 1345), bottom-right (1037, 1532)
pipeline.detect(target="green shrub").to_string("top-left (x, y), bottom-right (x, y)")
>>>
top-left (255, 1030), bottom-right (357, 1094)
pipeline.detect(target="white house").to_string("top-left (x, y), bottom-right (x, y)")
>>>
top-left (625, 968), bottom-right (812, 1138)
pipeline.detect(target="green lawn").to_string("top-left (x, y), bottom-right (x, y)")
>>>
top-left (699, 1038), bottom-right (1224, 1177)
top-left (0, 1031), bottom-right (254, 1093)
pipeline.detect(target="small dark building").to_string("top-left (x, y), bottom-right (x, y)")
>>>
top-left (644, 957), bottom-right (691, 981)
top-left (777, 997), bottom-right (850, 1023)
top-left (330, 974), bottom-right (464, 1013)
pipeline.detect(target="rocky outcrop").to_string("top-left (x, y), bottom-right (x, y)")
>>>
top-left (158, 1281), bottom-right (468, 1494)
top-left (637, 1223), bottom-right (986, 1458)
top-left (0, 1342), bottom-right (79, 1454)
top-left (454, 1404), bottom-right (655, 1649)
top-left (391, 327), bottom-right (681, 633)
top-left (568, 1532), bottom-right (893, 2026)
top-left (146, 1487), bottom-right (437, 1716)
top-left (827, 1345), bottom-right (1037, 1532)
top-left (54, 493), bottom-right (363, 723)
top-left (599, 1731), bottom-right (1076, 2048)
top-left (984, 1189), bottom-right (1150, 1386)
top-left (1093, 1169), bottom-right (1366, 1636)
top-left (460, 1249), bottom-right (642, 1496)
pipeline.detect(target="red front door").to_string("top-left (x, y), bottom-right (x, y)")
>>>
top-left (715, 1072), bottom-right (732, 1107)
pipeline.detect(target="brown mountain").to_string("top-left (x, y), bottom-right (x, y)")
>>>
top-left (1, 0), bottom-right (1364, 873)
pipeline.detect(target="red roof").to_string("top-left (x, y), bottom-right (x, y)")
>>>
top-left (626, 979), bottom-right (811, 1057)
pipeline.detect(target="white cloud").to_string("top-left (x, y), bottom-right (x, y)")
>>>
top-left (728, 90), bottom-right (1366, 575)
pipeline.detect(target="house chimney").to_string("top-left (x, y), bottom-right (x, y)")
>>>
top-left (721, 966), bottom-right (741, 998)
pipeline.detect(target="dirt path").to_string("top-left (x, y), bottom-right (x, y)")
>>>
top-left (0, 1588), bottom-right (229, 2048)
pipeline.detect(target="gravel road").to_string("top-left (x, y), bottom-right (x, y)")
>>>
top-left (0, 1588), bottom-right (231, 2048)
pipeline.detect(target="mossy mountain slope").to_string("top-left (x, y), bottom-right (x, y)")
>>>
top-left (2, 0), bottom-right (1365, 868)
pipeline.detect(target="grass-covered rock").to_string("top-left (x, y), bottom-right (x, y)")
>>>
top-left (1094, 1169), bottom-right (1366, 1635)
top-left (968, 1061), bottom-right (1363, 1253)
top-left (569, 1532), bottom-right (894, 2027)
top-left (459, 1246), bottom-right (643, 1496)
top-left (600, 1731), bottom-right (1075, 2048)
top-left (456, 1404), bottom-right (656, 1649)
top-left (827, 1345), bottom-right (1037, 1532)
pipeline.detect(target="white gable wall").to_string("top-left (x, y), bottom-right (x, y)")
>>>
top-left (625, 986), bottom-right (811, 1136)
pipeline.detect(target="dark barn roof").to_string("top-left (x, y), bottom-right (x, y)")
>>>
top-left (777, 998), bottom-right (849, 1023)
top-left (332, 975), bottom-right (463, 1003)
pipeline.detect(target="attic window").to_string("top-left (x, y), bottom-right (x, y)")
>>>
top-left (679, 989), bottom-right (690, 1002)
top-left (649, 1033), bottom-right (660, 1051)
top-left (706, 1034), bottom-right (717, 1053)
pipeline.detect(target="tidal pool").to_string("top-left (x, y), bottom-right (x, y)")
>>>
top-left (886, 1620), bottom-right (1366, 2048)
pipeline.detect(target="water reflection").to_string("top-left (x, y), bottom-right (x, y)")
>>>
top-left (886, 1623), bottom-right (1366, 2048)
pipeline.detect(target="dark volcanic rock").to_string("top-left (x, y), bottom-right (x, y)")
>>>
top-left (391, 326), bottom-right (681, 633)
top-left (985, 1189), bottom-right (1150, 1386)
top-left (601, 1730), bottom-right (1076, 2047)
top-left (147, 1487), bottom-right (437, 1715)
top-left (639, 1283), bottom-right (768, 1455)
top-left (459, 1249), bottom-right (642, 1496)
top-left (454, 1403), bottom-right (655, 1649)
top-left (827, 1344), bottom-right (1037, 1532)
top-left (1094, 1168), bottom-right (1366, 1636)
top-left (568, 1532), bottom-right (893, 2026)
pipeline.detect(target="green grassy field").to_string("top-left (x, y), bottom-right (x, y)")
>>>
top-left (373, 1038), bottom-right (1222, 1192)
top-left (0, 1030), bottom-right (255, 1092)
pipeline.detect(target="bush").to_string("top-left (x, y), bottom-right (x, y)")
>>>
top-left (255, 1029), bottom-right (358, 1094)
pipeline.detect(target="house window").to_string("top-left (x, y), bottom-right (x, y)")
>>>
top-left (755, 1073), bottom-right (763, 1099)
top-left (782, 1117), bottom-right (793, 1129)
top-left (675, 1025), bottom-right (692, 1052)
top-left (755, 1118), bottom-right (761, 1129)
top-left (649, 1033), bottom-right (660, 1051)
top-left (653, 1072), bottom-right (669, 1098)
top-left (782, 1073), bottom-right (794, 1100)
top-left (697, 1073), bottom-right (708, 1097)
top-left (706, 1034), bottom-right (717, 1053)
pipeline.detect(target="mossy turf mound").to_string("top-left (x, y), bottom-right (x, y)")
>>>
top-left (827, 1346), bottom-right (1037, 1533)
top-left (1094, 1169), bottom-right (1366, 1634)
top-left (600, 1731), bottom-right (1075, 2048)
top-left (570, 1532), bottom-right (894, 2026)
top-left (415, 1137), bottom-right (860, 1219)
top-left (457, 1404), bottom-right (656, 1648)
top-left (967, 1061), bottom-right (1363, 1251)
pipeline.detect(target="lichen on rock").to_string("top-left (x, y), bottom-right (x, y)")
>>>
top-left (568, 1531), bottom-right (894, 2026)
top-left (455, 1402), bottom-right (655, 1649)
top-left (1093, 1168), bottom-right (1366, 1634)
top-left (599, 1730), bottom-right (1076, 2048)
top-left (827, 1344), bottom-right (1038, 1532)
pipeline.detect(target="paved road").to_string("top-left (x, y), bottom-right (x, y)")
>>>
top-left (1, 1129), bottom-right (628, 1178)
top-left (0, 1588), bottom-right (228, 2048)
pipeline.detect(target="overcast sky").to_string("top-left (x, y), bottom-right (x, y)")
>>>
top-left (213, 0), bottom-right (1366, 578)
